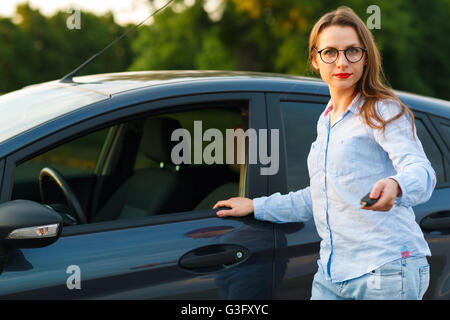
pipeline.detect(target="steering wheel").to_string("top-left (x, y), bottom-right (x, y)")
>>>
top-left (39, 167), bottom-right (88, 224)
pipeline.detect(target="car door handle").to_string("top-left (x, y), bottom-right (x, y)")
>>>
top-left (420, 211), bottom-right (450, 231)
top-left (179, 244), bottom-right (249, 271)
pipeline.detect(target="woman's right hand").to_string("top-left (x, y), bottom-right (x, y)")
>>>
top-left (212, 197), bottom-right (254, 217)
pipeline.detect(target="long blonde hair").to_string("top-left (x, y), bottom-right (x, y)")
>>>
top-left (308, 6), bottom-right (415, 138)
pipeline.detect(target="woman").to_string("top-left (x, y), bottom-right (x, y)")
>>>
top-left (213, 6), bottom-right (436, 300)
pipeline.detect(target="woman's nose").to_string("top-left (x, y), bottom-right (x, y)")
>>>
top-left (335, 51), bottom-right (349, 68)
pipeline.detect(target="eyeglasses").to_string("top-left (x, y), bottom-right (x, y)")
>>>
top-left (314, 46), bottom-right (366, 64)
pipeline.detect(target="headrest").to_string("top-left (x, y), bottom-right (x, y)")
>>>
top-left (141, 117), bottom-right (183, 164)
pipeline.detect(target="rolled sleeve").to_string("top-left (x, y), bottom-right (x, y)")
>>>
top-left (374, 100), bottom-right (437, 208)
top-left (253, 186), bottom-right (313, 223)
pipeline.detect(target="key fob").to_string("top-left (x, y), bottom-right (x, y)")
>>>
top-left (360, 192), bottom-right (379, 207)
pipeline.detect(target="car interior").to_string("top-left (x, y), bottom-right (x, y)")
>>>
top-left (12, 104), bottom-right (248, 226)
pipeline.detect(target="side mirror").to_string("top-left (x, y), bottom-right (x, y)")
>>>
top-left (0, 200), bottom-right (63, 250)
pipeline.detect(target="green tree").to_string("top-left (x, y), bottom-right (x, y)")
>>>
top-left (130, 0), bottom-right (449, 100)
top-left (1, 0), bottom-right (448, 100)
top-left (130, 0), bottom-right (217, 70)
top-left (0, 18), bottom-right (37, 93)
top-left (11, 3), bottom-right (134, 87)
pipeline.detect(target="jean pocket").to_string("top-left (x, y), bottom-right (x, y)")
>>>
top-left (366, 260), bottom-right (403, 294)
top-left (418, 264), bottom-right (430, 299)
top-left (370, 258), bottom-right (403, 276)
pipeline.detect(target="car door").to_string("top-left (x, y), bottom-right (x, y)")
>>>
top-left (266, 92), bottom-right (450, 300)
top-left (408, 110), bottom-right (450, 300)
top-left (0, 92), bottom-right (276, 299)
top-left (266, 92), bottom-right (328, 299)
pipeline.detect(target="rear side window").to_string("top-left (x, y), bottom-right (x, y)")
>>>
top-left (280, 103), bottom-right (447, 190)
top-left (280, 101), bottom-right (323, 191)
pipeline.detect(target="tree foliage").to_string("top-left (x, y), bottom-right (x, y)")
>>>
top-left (0, 0), bottom-right (448, 100)
top-left (0, 3), bottom-right (134, 93)
top-left (131, 0), bottom-right (449, 99)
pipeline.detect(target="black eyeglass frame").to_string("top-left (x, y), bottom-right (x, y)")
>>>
top-left (314, 47), bottom-right (367, 64)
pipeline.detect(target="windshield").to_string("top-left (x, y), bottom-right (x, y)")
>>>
top-left (0, 81), bottom-right (109, 143)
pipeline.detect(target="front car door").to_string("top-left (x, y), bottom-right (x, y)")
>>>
top-left (0, 92), bottom-right (276, 299)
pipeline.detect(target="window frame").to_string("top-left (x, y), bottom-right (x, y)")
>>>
top-left (2, 92), bottom-right (268, 236)
top-left (428, 114), bottom-right (450, 183)
top-left (265, 92), bottom-right (331, 195)
top-left (415, 112), bottom-right (450, 187)
top-left (429, 114), bottom-right (450, 150)
top-left (0, 159), bottom-right (5, 197)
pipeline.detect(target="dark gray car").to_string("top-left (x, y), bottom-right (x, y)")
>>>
top-left (0, 71), bottom-right (448, 299)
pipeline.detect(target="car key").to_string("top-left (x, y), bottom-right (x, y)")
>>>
top-left (360, 192), bottom-right (379, 207)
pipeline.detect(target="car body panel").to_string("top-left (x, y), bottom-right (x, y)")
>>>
top-left (0, 217), bottom-right (274, 299)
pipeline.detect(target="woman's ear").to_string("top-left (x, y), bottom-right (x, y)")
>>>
top-left (311, 54), bottom-right (320, 71)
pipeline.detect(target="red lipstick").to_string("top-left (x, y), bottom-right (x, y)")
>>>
top-left (334, 73), bottom-right (351, 78)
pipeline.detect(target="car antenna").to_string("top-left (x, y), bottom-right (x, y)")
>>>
top-left (60, 0), bottom-right (174, 83)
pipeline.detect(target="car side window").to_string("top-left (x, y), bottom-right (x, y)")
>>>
top-left (280, 103), bottom-right (446, 190)
top-left (415, 118), bottom-right (445, 185)
top-left (92, 107), bottom-right (247, 222)
top-left (14, 129), bottom-right (108, 183)
top-left (13, 129), bottom-right (109, 204)
top-left (280, 101), bottom-right (324, 191)
top-left (12, 104), bottom-right (248, 225)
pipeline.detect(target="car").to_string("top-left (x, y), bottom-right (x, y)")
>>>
top-left (0, 70), bottom-right (448, 299)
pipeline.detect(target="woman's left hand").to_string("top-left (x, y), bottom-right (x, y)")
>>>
top-left (361, 178), bottom-right (402, 212)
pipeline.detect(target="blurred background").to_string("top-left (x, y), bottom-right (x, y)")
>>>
top-left (0, 0), bottom-right (448, 100)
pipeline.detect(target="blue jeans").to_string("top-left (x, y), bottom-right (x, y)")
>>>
top-left (310, 256), bottom-right (430, 300)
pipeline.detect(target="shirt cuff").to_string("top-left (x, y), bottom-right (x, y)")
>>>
top-left (253, 196), bottom-right (267, 221)
top-left (387, 176), bottom-right (405, 206)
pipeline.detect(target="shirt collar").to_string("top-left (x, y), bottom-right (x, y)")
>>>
top-left (347, 92), bottom-right (363, 114)
top-left (324, 92), bottom-right (363, 116)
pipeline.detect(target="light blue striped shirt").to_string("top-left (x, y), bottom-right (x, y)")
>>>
top-left (253, 93), bottom-right (436, 282)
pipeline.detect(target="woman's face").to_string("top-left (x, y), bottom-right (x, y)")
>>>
top-left (312, 25), bottom-right (366, 92)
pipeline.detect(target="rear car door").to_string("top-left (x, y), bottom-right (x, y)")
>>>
top-left (267, 92), bottom-right (450, 299)
top-left (0, 92), bottom-right (275, 299)
top-left (408, 109), bottom-right (450, 300)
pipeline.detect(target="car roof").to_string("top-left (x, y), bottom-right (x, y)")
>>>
top-left (0, 70), bottom-right (448, 145)
top-left (0, 71), bottom-right (327, 144)
top-left (71, 70), bottom-right (327, 95)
